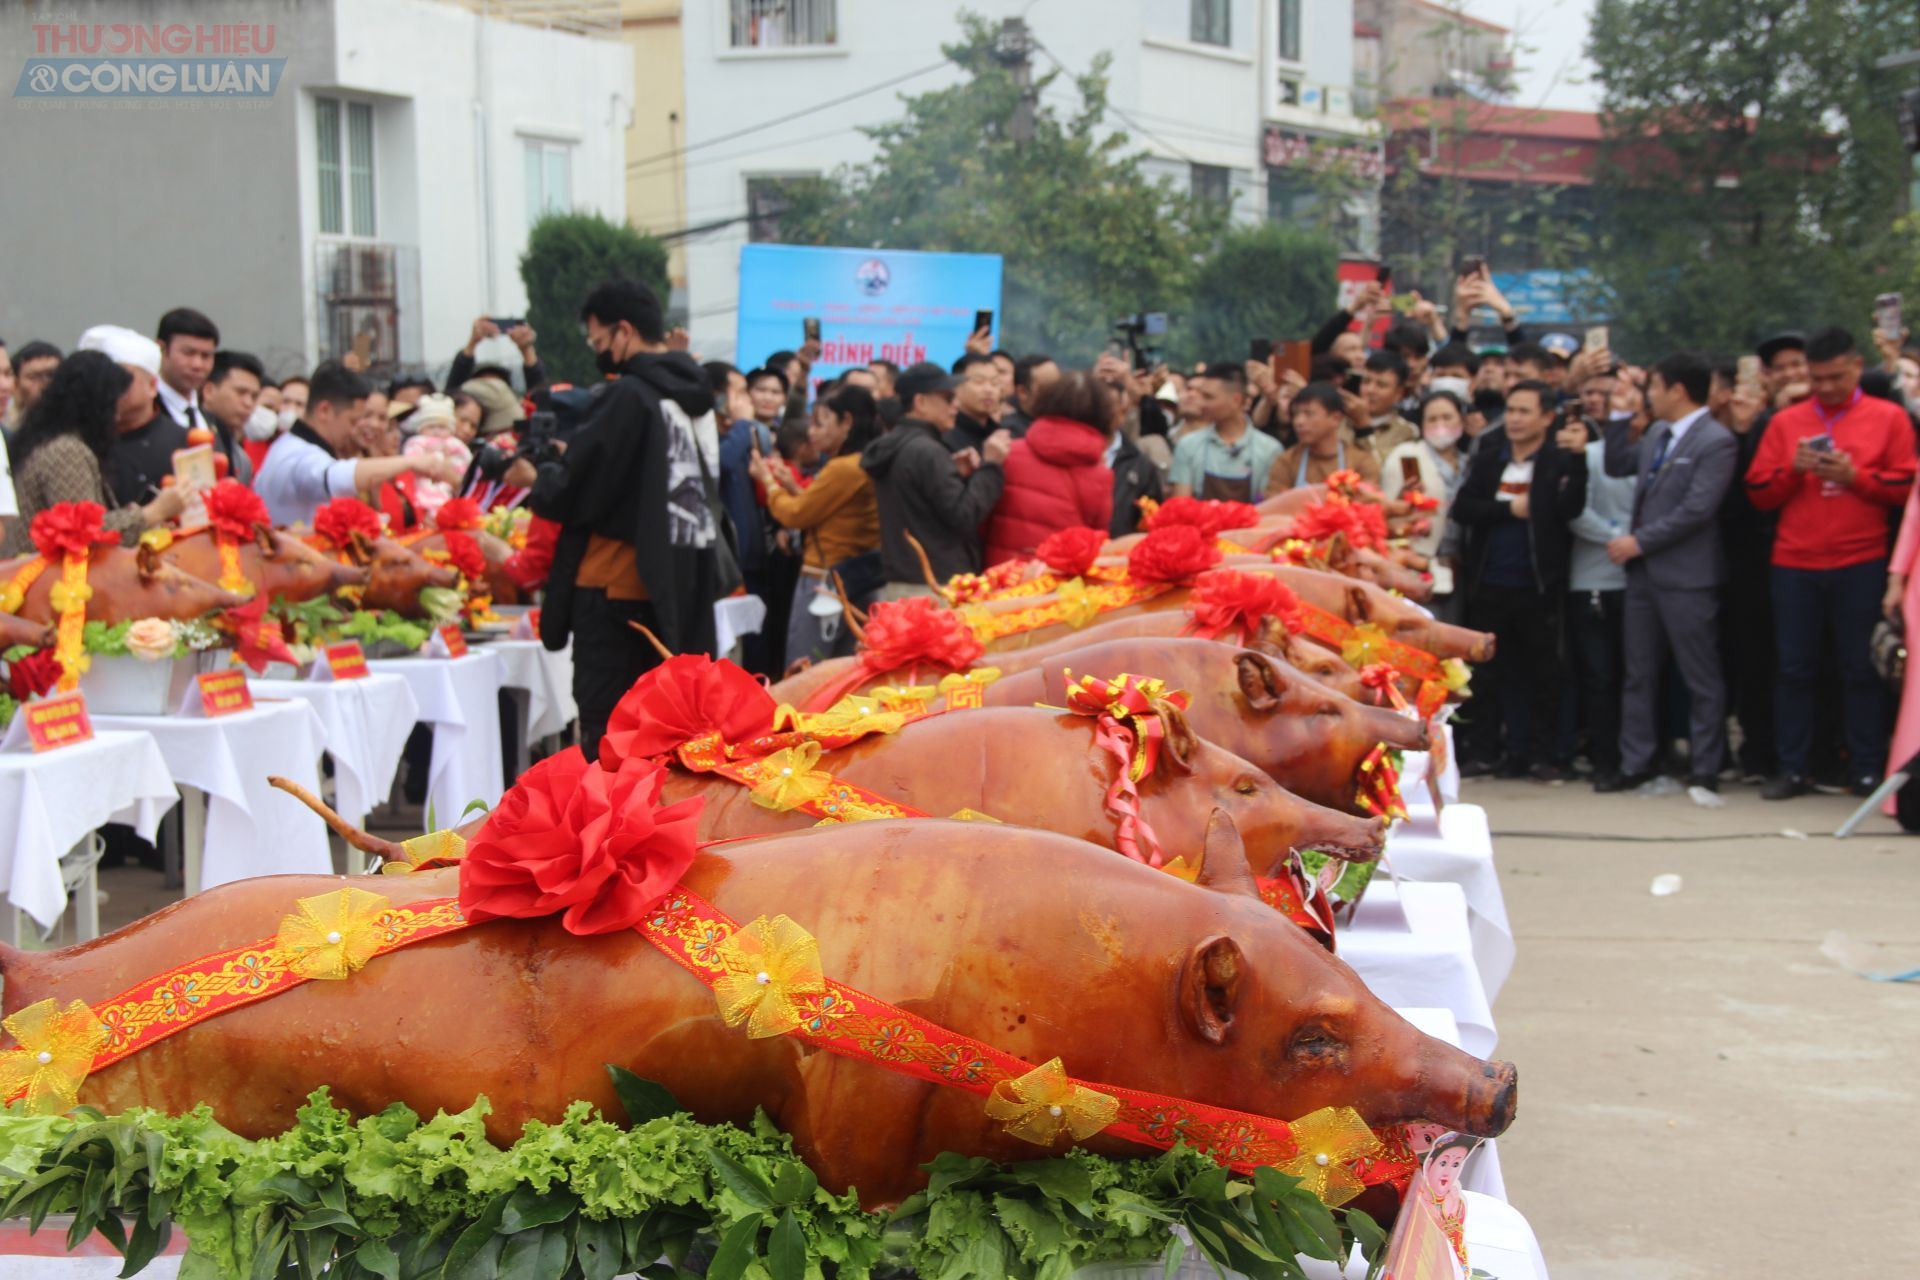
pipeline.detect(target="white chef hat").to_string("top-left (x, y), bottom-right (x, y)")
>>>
top-left (77, 324), bottom-right (162, 378)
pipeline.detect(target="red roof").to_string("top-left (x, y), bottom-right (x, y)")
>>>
top-left (1384, 97), bottom-right (1603, 142)
top-left (1409, 0), bottom-right (1509, 35)
top-left (1354, 21), bottom-right (1382, 37)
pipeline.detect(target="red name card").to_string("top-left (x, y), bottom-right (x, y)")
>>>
top-left (324, 641), bottom-right (369, 680)
top-left (437, 625), bottom-right (469, 659)
top-left (24, 692), bottom-right (92, 753)
top-left (197, 669), bottom-right (254, 718)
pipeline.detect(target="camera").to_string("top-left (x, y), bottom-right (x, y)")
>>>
top-left (1112, 312), bottom-right (1169, 371)
top-left (471, 409), bottom-right (564, 485)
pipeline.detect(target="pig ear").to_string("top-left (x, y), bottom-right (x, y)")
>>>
top-left (1233, 651), bottom-right (1281, 713)
top-left (1324, 532), bottom-right (1355, 574)
top-left (347, 529), bottom-right (374, 564)
top-left (252, 522), bottom-right (279, 558)
top-left (1158, 702), bottom-right (1197, 772)
top-left (136, 542), bottom-right (162, 584)
top-left (1344, 583), bottom-right (1373, 623)
top-left (1194, 807), bottom-right (1262, 899)
top-left (1180, 930), bottom-right (1247, 1047)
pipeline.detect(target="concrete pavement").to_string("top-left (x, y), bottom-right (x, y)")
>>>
top-left (1475, 775), bottom-right (1920, 1277)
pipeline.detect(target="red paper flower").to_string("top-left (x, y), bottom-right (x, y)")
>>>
top-left (441, 531), bottom-right (487, 583)
top-left (1035, 526), bottom-right (1108, 578)
top-left (1143, 496), bottom-right (1260, 538)
top-left (460, 750), bottom-right (702, 935)
top-left (223, 594), bottom-right (296, 673)
top-left (434, 497), bottom-right (484, 531)
top-left (312, 498), bottom-right (384, 551)
top-left (7, 649), bottom-right (62, 701)
top-left (1290, 500), bottom-right (1389, 552)
top-left (1186, 569), bottom-right (1304, 641)
top-left (28, 503), bottom-right (115, 561)
top-left (601, 653), bottom-right (777, 767)
top-left (861, 596), bottom-right (983, 674)
top-left (1126, 525), bottom-right (1222, 585)
top-left (203, 479), bottom-right (270, 542)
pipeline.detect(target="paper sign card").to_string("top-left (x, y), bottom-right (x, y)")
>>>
top-left (314, 641), bottom-right (369, 682)
top-left (429, 626), bottom-right (469, 659)
top-left (195, 669), bottom-right (254, 718)
top-left (509, 608), bottom-right (541, 640)
top-left (1, 691), bottom-right (95, 754)
top-left (170, 443), bottom-right (218, 531)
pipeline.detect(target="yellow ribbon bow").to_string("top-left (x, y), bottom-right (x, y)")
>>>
top-left (0, 999), bottom-right (108, 1115)
top-left (711, 915), bottom-right (827, 1038)
top-left (275, 888), bottom-right (393, 980)
top-left (984, 1057), bottom-right (1120, 1145)
top-left (1276, 1106), bottom-right (1384, 1206)
top-left (872, 683), bottom-right (939, 715)
top-left (748, 742), bottom-right (835, 812)
top-left (1340, 622), bottom-right (1392, 671)
top-left (774, 696), bottom-right (907, 739)
top-left (1441, 657), bottom-right (1471, 693)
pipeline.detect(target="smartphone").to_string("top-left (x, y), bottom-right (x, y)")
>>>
top-left (490, 317), bottom-right (523, 331)
top-left (1807, 433), bottom-right (1835, 453)
top-left (1376, 264), bottom-right (1393, 286)
top-left (803, 316), bottom-right (821, 343)
top-left (350, 331), bottom-right (373, 368)
top-left (1737, 354), bottom-right (1763, 390)
top-left (1276, 339), bottom-right (1313, 381)
top-left (1876, 293), bottom-right (1902, 341)
top-left (1344, 370), bottom-right (1364, 396)
top-left (1583, 325), bottom-right (1609, 355)
top-left (1399, 454), bottom-right (1422, 488)
top-left (1458, 255), bottom-right (1486, 279)
top-left (973, 309), bottom-right (993, 337)
top-left (1250, 338), bottom-right (1274, 362)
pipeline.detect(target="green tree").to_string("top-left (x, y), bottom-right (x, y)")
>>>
top-left (1588, 0), bottom-right (1920, 356)
top-left (519, 213), bottom-right (670, 384)
top-left (1183, 223), bottom-right (1338, 360)
top-left (771, 16), bottom-right (1230, 365)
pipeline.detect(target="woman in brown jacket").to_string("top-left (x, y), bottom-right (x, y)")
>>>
top-left (748, 384), bottom-right (881, 667)
top-left (3, 351), bottom-right (191, 557)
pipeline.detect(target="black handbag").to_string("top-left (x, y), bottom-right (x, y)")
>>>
top-left (1871, 616), bottom-right (1906, 689)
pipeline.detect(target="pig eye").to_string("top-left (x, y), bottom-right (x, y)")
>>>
top-left (1232, 776), bottom-right (1260, 796)
top-left (1289, 1027), bottom-right (1342, 1061)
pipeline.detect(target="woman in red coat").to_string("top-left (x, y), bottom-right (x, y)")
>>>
top-left (983, 370), bottom-right (1116, 565)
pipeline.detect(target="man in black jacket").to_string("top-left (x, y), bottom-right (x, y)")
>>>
top-left (532, 278), bottom-right (722, 754)
top-left (1451, 379), bottom-right (1589, 780)
top-left (862, 362), bottom-right (1008, 596)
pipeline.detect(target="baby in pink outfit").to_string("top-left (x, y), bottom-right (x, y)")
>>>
top-left (400, 393), bottom-right (474, 518)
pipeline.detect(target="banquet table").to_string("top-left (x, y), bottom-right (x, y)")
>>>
top-left (253, 673), bottom-right (420, 873)
top-left (1385, 800), bottom-right (1514, 1000)
top-left (1339, 877), bottom-right (1497, 1059)
top-left (714, 594), bottom-right (767, 660)
top-left (487, 638), bottom-right (577, 781)
top-left (367, 652), bottom-right (505, 831)
top-left (92, 700), bottom-right (331, 895)
top-left (0, 731), bottom-right (175, 935)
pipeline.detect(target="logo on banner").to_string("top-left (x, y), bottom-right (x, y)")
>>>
top-left (855, 258), bottom-right (891, 297)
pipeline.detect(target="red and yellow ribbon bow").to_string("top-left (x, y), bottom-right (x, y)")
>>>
top-left (1058, 673), bottom-right (1191, 866)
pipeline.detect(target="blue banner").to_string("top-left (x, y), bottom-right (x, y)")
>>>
top-left (14, 58), bottom-right (286, 97)
top-left (1487, 268), bottom-right (1600, 327)
top-left (736, 244), bottom-right (1003, 396)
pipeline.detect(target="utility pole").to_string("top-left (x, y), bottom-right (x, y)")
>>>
top-left (995, 17), bottom-right (1036, 143)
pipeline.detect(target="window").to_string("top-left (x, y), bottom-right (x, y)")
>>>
top-left (315, 97), bottom-right (375, 237)
top-left (729, 0), bottom-right (836, 48)
top-left (1277, 0), bottom-right (1301, 62)
top-left (524, 138), bottom-right (573, 227)
top-left (1276, 76), bottom-right (1301, 107)
top-left (1190, 0), bottom-right (1230, 46)
top-left (1191, 163), bottom-right (1232, 209)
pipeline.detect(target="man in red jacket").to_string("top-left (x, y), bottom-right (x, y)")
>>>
top-left (1745, 326), bottom-right (1917, 798)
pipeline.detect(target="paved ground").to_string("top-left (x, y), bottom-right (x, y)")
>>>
top-left (1475, 774), bottom-right (1920, 1278)
top-left (74, 777), bottom-right (1920, 1275)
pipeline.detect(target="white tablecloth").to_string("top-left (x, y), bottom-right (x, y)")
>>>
top-left (1386, 801), bottom-right (1513, 1001)
top-left (253, 674), bottom-right (419, 831)
top-left (714, 594), bottom-right (767, 658)
top-left (368, 652), bottom-right (505, 830)
top-left (1394, 1007), bottom-right (1508, 1202)
top-left (1341, 878), bottom-right (1496, 1058)
top-left (0, 731), bottom-right (176, 928)
top-left (488, 638), bottom-right (576, 739)
top-left (92, 701), bottom-right (331, 892)
top-left (1395, 720), bottom-right (1460, 806)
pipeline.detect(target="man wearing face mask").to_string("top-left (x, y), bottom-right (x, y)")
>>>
top-left (530, 277), bottom-right (726, 755)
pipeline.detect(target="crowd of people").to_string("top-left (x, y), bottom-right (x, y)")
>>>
top-left (6, 268), bottom-right (1920, 812)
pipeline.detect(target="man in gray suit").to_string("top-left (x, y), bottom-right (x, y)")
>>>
top-left (1594, 353), bottom-right (1739, 791)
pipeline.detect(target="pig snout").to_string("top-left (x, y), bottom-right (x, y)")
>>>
top-left (1471, 632), bottom-right (1496, 662)
top-left (1357, 703), bottom-right (1429, 753)
top-left (329, 559), bottom-right (372, 589)
top-left (1479, 1058), bottom-right (1519, 1135)
top-left (1409, 1042), bottom-right (1518, 1138)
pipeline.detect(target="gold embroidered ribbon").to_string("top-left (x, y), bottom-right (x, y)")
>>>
top-left (216, 536), bottom-right (255, 599)
top-left (962, 580), bottom-right (1168, 645)
top-left (49, 554), bottom-right (92, 691)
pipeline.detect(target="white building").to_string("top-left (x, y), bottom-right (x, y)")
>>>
top-left (0, 0), bottom-right (632, 381)
top-left (677, 0), bottom-right (1375, 359)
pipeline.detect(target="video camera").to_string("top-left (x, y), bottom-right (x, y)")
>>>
top-left (471, 410), bottom-right (562, 485)
top-left (1112, 312), bottom-right (1169, 371)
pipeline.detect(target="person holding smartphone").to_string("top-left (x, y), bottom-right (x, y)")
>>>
top-left (1747, 326), bottom-right (1919, 799)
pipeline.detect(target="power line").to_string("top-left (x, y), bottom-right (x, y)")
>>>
top-left (625, 59), bottom-right (949, 173)
top-left (1030, 38), bottom-right (1198, 164)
